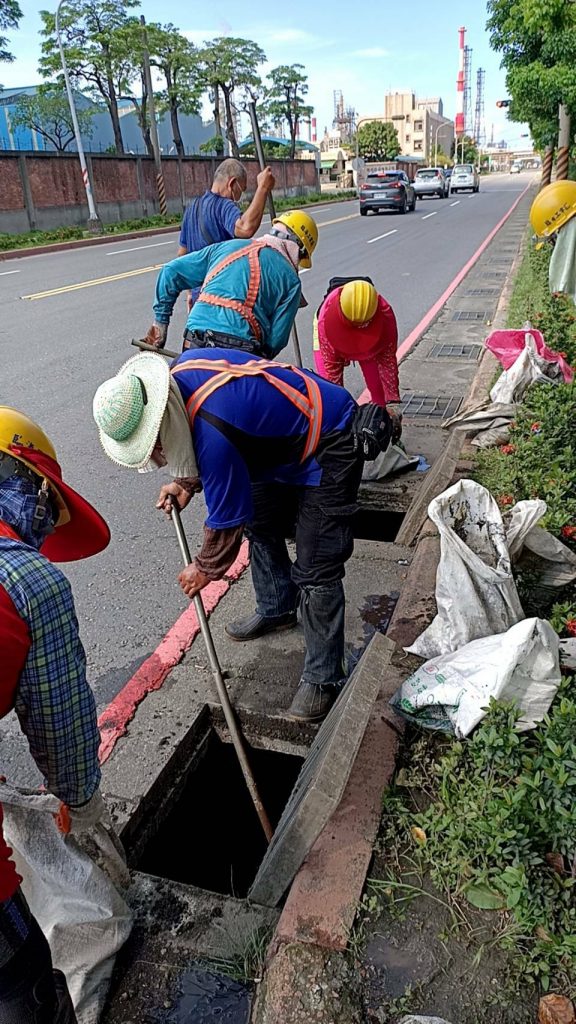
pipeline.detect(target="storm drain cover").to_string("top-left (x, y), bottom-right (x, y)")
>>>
top-left (465, 288), bottom-right (500, 297)
top-left (400, 392), bottom-right (463, 419)
top-left (451, 310), bottom-right (488, 322)
top-left (429, 343), bottom-right (482, 360)
top-left (248, 632), bottom-right (395, 908)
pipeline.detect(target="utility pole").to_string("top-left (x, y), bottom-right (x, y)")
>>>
top-left (56, 0), bottom-right (101, 232)
top-left (556, 103), bottom-right (571, 181)
top-left (141, 15), bottom-right (168, 216)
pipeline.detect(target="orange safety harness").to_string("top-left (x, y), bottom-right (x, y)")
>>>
top-left (196, 239), bottom-right (285, 342)
top-left (172, 358), bottom-right (323, 463)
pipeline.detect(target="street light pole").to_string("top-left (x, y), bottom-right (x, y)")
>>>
top-left (433, 123), bottom-right (448, 166)
top-left (56, 0), bottom-right (101, 232)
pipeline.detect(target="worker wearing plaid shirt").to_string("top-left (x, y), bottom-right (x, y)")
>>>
top-left (0, 407), bottom-right (109, 1023)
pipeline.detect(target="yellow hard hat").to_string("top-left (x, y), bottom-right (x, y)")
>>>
top-left (273, 210), bottom-right (318, 268)
top-left (0, 406), bottom-right (68, 525)
top-left (530, 180), bottom-right (576, 240)
top-left (0, 406), bottom-right (110, 561)
top-left (339, 280), bottom-right (379, 325)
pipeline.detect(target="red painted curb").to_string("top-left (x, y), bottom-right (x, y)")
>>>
top-left (97, 540), bottom-right (250, 764)
top-left (357, 182), bottom-right (533, 404)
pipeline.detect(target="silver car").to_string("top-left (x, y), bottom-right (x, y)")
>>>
top-left (413, 167), bottom-right (449, 200)
top-left (450, 163), bottom-right (480, 193)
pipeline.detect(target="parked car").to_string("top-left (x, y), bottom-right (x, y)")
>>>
top-left (450, 163), bottom-right (480, 193)
top-left (359, 171), bottom-right (416, 216)
top-left (413, 167), bottom-right (449, 199)
top-left (510, 162), bottom-right (521, 174)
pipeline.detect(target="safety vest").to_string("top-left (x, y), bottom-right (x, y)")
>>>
top-left (172, 358), bottom-right (323, 463)
top-left (196, 239), bottom-right (292, 343)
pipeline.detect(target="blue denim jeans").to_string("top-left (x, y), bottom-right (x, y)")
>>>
top-left (245, 432), bottom-right (363, 687)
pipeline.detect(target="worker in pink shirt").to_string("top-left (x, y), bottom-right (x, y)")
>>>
top-left (313, 278), bottom-right (401, 409)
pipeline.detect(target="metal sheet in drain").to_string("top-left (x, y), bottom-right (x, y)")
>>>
top-left (400, 392), bottom-right (463, 419)
top-left (451, 310), bottom-right (488, 322)
top-left (249, 632), bottom-right (395, 907)
top-left (429, 343), bottom-right (482, 360)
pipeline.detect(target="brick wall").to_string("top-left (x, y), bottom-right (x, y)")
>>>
top-left (0, 152), bottom-right (319, 234)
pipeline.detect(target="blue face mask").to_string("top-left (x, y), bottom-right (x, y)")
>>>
top-left (0, 474), bottom-right (55, 550)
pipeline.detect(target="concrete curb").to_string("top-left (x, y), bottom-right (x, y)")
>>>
top-left (0, 195), bottom-right (356, 261)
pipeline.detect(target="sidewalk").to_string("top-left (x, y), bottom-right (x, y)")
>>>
top-left (100, 183), bottom-right (536, 1024)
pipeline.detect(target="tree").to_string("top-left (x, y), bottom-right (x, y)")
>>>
top-left (357, 120), bottom-right (400, 161)
top-left (487, 0), bottom-right (576, 149)
top-left (0, 0), bottom-right (22, 63)
top-left (149, 24), bottom-right (203, 158)
top-left (199, 135), bottom-right (224, 156)
top-left (11, 84), bottom-right (96, 150)
top-left (264, 64), bottom-right (313, 159)
top-left (452, 134), bottom-right (479, 164)
top-left (39, 0), bottom-right (139, 154)
top-left (199, 37), bottom-right (266, 158)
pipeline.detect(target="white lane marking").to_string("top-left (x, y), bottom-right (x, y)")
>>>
top-left (366, 229), bottom-right (397, 245)
top-left (450, 200), bottom-right (460, 207)
top-left (0, 269), bottom-right (20, 276)
top-left (422, 212), bottom-right (437, 220)
top-left (106, 240), bottom-right (175, 255)
top-left (300, 267), bottom-right (310, 273)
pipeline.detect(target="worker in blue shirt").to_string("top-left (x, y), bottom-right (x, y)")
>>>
top-left (94, 349), bottom-right (392, 723)
top-left (177, 159), bottom-right (275, 312)
top-left (144, 210), bottom-right (318, 357)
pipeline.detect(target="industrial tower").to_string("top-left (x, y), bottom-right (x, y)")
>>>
top-left (463, 45), bottom-right (473, 135)
top-left (474, 68), bottom-right (486, 146)
top-left (333, 90), bottom-right (356, 143)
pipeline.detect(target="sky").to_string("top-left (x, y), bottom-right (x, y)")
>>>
top-left (1, 0), bottom-right (530, 147)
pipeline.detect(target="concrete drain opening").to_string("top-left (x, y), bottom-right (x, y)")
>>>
top-left (352, 507), bottom-right (405, 542)
top-left (135, 731), bottom-right (302, 898)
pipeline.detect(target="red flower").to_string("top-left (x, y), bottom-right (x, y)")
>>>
top-left (498, 494), bottom-right (515, 507)
top-left (561, 525), bottom-right (576, 540)
top-left (500, 444), bottom-right (516, 455)
top-left (530, 422), bottom-right (542, 433)
top-left (566, 619), bottom-right (576, 637)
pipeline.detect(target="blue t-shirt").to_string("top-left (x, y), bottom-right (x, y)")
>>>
top-left (171, 349), bottom-right (357, 529)
top-left (179, 191), bottom-right (240, 253)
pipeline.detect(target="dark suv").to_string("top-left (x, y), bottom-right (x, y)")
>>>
top-left (359, 171), bottom-right (416, 216)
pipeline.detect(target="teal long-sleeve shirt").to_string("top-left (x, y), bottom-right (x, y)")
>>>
top-left (153, 239), bottom-right (302, 357)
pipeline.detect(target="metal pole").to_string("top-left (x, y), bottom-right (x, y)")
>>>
top-left (141, 16), bottom-right (168, 216)
top-left (556, 103), bottom-right (571, 181)
top-left (169, 502), bottom-right (273, 843)
top-left (56, 0), bottom-right (101, 232)
top-left (248, 100), bottom-right (303, 368)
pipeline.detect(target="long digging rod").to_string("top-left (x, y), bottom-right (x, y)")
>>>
top-left (132, 338), bottom-right (181, 360)
top-left (248, 100), bottom-right (303, 369)
top-left (169, 500), bottom-right (274, 844)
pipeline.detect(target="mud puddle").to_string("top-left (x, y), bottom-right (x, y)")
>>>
top-left (152, 967), bottom-right (250, 1024)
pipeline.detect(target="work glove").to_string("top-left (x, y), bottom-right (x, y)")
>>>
top-left (144, 321), bottom-right (169, 350)
top-left (388, 408), bottom-right (403, 444)
top-left (54, 788), bottom-right (106, 835)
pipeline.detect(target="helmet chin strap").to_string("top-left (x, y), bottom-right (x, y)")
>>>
top-left (32, 479), bottom-right (52, 533)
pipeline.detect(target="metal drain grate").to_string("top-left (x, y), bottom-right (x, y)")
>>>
top-left (400, 392), bottom-right (463, 419)
top-left (451, 310), bottom-right (488, 322)
top-left (465, 288), bottom-right (500, 297)
top-left (429, 343), bottom-right (482, 360)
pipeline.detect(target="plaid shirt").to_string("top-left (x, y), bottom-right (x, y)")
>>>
top-left (0, 534), bottom-right (100, 807)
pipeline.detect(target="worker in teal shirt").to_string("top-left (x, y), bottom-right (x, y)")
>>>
top-left (145, 210), bottom-right (318, 358)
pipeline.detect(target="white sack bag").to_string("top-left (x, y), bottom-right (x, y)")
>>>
top-left (505, 499), bottom-right (576, 588)
top-left (490, 333), bottom-right (561, 404)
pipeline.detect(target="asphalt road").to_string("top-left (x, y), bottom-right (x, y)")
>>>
top-left (0, 172), bottom-right (534, 713)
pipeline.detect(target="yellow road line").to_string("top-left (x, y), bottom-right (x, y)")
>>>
top-left (22, 263), bottom-right (163, 301)
top-left (318, 213), bottom-right (358, 228)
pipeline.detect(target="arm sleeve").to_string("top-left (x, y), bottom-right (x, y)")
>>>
top-left (214, 197), bottom-right (241, 239)
top-left (13, 566), bottom-right (101, 808)
top-left (179, 206), bottom-right (191, 249)
top-left (153, 251), bottom-right (212, 324)
top-left (266, 279), bottom-right (302, 357)
top-left (194, 525), bottom-right (245, 580)
top-left (376, 301), bottom-right (400, 403)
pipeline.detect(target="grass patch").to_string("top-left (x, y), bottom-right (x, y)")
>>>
top-left (0, 191), bottom-right (357, 253)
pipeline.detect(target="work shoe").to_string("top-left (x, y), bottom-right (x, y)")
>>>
top-left (286, 681), bottom-right (343, 724)
top-left (225, 610), bottom-right (297, 642)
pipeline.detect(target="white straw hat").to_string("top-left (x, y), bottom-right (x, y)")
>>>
top-left (93, 352), bottom-right (171, 469)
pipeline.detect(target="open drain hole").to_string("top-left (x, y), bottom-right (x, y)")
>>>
top-left (135, 733), bottom-right (303, 898)
top-left (352, 507), bottom-right (405, 542)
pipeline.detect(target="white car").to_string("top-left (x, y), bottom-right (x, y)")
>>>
top-left (450, 163), bottom-right (480, 193)
top-left (510, 163), bottom-right (521, 174)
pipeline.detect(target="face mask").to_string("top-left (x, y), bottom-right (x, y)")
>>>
top-left (0, 474), bottom-right (55, 550)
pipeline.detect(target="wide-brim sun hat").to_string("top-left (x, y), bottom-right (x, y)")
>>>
top-left (93, 352), bottom-right (171, 470)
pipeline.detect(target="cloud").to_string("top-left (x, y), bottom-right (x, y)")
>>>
top-left (351, 47), bottom-right (390, 58)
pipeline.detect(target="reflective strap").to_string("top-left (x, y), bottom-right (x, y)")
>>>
top-left (172, 358), bottom-right (324, 462)
top-left (197, 240), bottom-right (267, 341)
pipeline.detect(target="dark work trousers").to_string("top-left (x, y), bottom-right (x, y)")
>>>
top-left (245, 431), bottom-right (363, 688)
top-left (0, 890), bottom-right (76, 1023)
